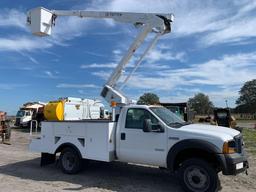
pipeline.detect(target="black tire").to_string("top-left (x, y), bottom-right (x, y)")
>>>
top-left (27, 121), bottom-right (31, 129)
top-left (178, 158), bottom-right (219, 192)
top-left (5, 125), bottom-right (11, 140)
top-left (59, 147), bottom-right (82, 174)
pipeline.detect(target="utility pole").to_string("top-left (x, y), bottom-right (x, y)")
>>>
top-left (225, 99), bottom-right (229, 108)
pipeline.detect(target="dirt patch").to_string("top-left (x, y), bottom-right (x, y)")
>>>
top-left (0, 129), bottom-right (255, 192)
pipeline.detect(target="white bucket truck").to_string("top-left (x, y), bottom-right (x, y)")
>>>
top-left (27, 7), bottom-right (248, 192)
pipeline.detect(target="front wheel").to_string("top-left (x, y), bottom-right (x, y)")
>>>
top-left (59, 147), bottom-right (82, 174)
top-left (178, 158), bottom-right (219, 192)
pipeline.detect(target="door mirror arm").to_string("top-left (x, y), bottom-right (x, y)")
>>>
top-left (151, 124), bottom-right (165, 133)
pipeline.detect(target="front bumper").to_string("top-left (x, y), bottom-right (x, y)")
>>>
top-left (217, 153), bottom-right (249, 175)
top-left (15, 120), bottom-right (28, 127)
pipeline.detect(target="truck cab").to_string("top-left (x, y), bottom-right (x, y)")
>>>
top-left (116, 105), bottom-right (247, 169)
top-left (15, 109), bottom-right (33, 128)
top-left (116, 105), bottom-right (170, 166)
top-left (116, 105), bottom-right (248, 191)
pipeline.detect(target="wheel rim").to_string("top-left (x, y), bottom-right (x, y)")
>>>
top-left (62, 151), bottom-right (76, 171)
top-left (184, 165), bottom-right (210, 192)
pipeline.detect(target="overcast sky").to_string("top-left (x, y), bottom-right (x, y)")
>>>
top-left (0, 0), bottom-right (256, 114)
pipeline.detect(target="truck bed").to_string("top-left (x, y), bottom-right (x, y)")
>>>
top-left (29, 120), bottom-right (116, 162)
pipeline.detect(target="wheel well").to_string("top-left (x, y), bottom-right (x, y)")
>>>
top-left (55, 143), bottom-right (82, 159)
top-left (172, 148), bottom-right (221, 171)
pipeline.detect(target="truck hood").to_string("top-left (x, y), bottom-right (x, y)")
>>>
top-left (178, 123), bottom-right (240, 141)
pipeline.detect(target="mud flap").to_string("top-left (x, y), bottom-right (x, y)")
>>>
top-left (41, 153), bottom-right (56, 167)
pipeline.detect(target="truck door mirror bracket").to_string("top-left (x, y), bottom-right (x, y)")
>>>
top-left (152, 124), bottom-right (165, 133)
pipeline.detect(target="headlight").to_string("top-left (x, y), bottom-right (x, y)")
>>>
top-left (223, 140), bottom-right (236, 154)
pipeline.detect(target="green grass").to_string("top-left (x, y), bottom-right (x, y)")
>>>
top-left (243, 128), bottom-right (256, 155)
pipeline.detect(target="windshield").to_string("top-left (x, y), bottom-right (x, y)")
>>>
top-left (16, 110), bottom-right (25, 117)
top-left (150, 107), bottom-right (186, 128)
top-left (217, 112), bottom-right (228, 118)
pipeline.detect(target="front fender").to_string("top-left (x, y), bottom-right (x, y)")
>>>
top-left (167, 139), bottom-right (221, 171)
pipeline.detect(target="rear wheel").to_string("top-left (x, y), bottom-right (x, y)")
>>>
top-left (178, 158), bottom-right (219, 192)
top-left (59, 147), bottom-right (82, 174)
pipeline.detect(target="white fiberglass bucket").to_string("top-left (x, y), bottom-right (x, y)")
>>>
top-left (27, 7), bottom-right (53, 36)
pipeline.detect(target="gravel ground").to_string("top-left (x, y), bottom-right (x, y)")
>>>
top-left (0, 129), bottom-right (255, 192)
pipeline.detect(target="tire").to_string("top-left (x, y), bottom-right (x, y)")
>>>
top-left (5, 125), bottom-right (11, 140)
top-left (27, 121), bottom-right (31, 129)
top-left (178, 158), bottom-right (219, 192)
top-left (59, 147), bottom-right (82, 174)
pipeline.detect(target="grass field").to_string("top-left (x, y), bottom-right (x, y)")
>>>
top-left (243, 128), bottom-right (256, 155)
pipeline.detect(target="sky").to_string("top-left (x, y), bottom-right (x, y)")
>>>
top-left (0, 0), bottom-right (256, 115)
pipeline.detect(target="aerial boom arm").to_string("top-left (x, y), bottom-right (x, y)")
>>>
top-left (120, 32), bottom-right (161, 90)
top-left (52, 10), bottom-right (173, 27)
top-left (106, 24), bottom-right (152, 87)
top-left (27, 7), bottom-right (174, 109)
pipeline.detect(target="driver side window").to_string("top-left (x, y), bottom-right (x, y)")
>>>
top-left (125, 108), bottom-right (158, 129)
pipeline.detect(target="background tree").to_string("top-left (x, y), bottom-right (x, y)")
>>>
top-left (188, 93), bottom-right (214, 115)
top-left (236, 79), bottom-right (256, 114)
top-left (137, 93), bottom-right (160, 105)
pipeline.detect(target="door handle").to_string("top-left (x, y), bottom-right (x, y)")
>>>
top-left (121, 133), bottom-right (126, 140)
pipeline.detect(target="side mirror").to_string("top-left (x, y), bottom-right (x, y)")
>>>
top-left (143, 119), bottom-right (165, 133)
top-left (143, 119), bottom-right (152, 132)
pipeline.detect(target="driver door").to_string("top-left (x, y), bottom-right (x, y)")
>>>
top-left (118, 108), bottom-right (167, 167)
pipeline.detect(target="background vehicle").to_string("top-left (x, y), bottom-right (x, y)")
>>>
top-left (27, 7), bottom-right (248, 192)
top-left (160, 102), bottom-right (194, 122)
top-left (15, 102), bottom-right (45, 128)
top-left (211, 108), bottom-right (242, 132)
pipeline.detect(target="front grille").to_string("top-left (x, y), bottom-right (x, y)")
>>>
top-left (234, 134), bottom-right (243, 153)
